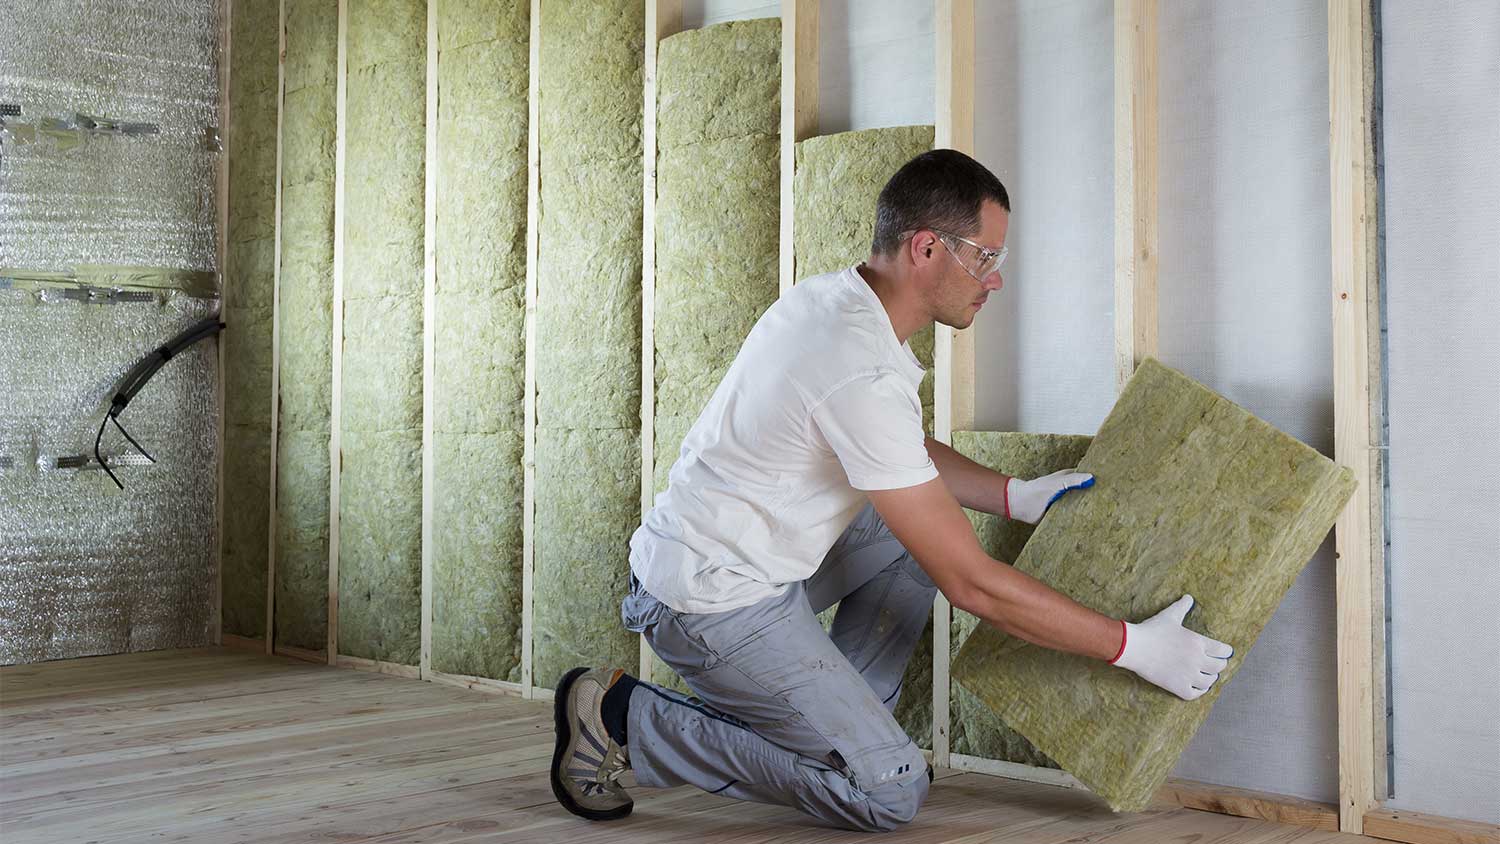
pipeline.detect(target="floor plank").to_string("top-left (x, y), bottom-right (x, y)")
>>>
top-left (0, 649), bottom-right (1378, 844)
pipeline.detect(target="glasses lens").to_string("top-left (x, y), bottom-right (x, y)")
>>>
top-left (974, 246), bottom-right (1005, 277)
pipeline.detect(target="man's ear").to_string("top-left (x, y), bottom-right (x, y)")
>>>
top-left (910, 230), bottom-right (937, 265)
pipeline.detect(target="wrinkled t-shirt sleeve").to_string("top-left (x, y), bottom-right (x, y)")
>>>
top-left (810, 371), bottom-right (938, 491)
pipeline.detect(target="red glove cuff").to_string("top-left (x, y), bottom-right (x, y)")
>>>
top-left (1108, 619), bottom-right (1127, 665)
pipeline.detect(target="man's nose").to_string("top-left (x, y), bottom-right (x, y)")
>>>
top-left (984, 271), bottom-right (1005, 292)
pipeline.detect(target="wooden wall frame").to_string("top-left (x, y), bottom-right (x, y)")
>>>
top-left (419, 0), bottom-right (438, 681)
top-left (780, 0), bottom-right (819, 295)
top-left (930, 0), bottom-right (974, 770)
top-left (1328, 0), bottom-right (1379, 833)
top-left (1113, 0), bottom-right (1158, 392)
top-left (520, 0), bottom-right (541, 698)
top-left (214, 0), bottom-right (231, 647)
top-left (639, 0), bottom-right (683, 683)
top-left (213, 5), bottom-right (1499, 840)
top-left (326, 0), bottom-right (348, 667)
top-left (265, 0), bottom-right (287, 658)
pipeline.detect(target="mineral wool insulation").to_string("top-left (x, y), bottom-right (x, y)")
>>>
top-left (948, 432), bottom-right (1091, 767)
top-left (221, 0), bottom-right (279, 639)
top-left (533, 0), bottom-right (643, 685)
top-left (338, 0), bottom-right (426, 665)
top-left (953, 359), bottom-right (1356, 811)
top-left (793, 126), bottom-right (935, 429)
top-left (274, 0), bottom-right (338, 652)
top-left (887, 433), bottom-right (1091, 755)
top-left (430, 0), bottom-right (529, 682)
top-left (648, 18), bottom-right (780, 690)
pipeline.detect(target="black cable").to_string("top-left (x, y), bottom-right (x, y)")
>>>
top-left (91, 315), bottom-right (224, 491)
top-left (109, 414), bottom-right (155, 463)
top-left (95, 415), bottom-right (124, 491)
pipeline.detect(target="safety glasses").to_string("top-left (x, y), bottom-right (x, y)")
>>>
top-left (928, 228), bottom-right (1007, 281)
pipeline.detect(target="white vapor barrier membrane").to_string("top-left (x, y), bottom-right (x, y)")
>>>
top-left (0, 0), bottom-right (222, 272)
top-left (970, 0), bottom-right (1115, 435)
top-left (0, 0), bottom-right (222, 663)
top-left (1155, 0), bottom-right (1338, 802)
top-left (681, 1), bottom-right (777, 29)
top-left (816, 0), bottom-right (934, 135)
top-left (1382, 3), bottom-right (1500, 824)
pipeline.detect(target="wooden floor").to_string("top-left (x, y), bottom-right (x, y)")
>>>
top-left (0, 648), bottom-right (1373, 844)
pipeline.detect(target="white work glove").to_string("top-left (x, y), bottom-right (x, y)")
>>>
top-left (1005, 468), bottom-right (1095, 524)
top-left (1110, 595), bottom-right (1234, 701)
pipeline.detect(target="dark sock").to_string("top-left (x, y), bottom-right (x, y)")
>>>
top-left (599, 671), bottom-right (639, 746)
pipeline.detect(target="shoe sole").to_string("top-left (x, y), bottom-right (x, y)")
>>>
top-left (551, 667), bottom-right (633, 822)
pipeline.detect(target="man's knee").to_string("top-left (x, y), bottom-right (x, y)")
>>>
top-left (862, 773), bottom-right (928, 832)
top-left (846, 742), bottom-right (930, 831)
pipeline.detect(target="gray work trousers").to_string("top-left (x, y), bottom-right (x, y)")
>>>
top-left (620, 503), bottom-right (937, 832)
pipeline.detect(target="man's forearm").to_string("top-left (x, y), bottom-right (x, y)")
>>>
top-left (962, 561), bottom-right (1124, 661)
top-left (924, 436), bottom-right (1009, 515)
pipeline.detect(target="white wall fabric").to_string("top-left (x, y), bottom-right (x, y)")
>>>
top-left (1154, 0), bottom-right (1340, 803)
top-left (1382, 2), bottom-right (1500, 824)
top-left (971, 0), bottom-right (1116, 435)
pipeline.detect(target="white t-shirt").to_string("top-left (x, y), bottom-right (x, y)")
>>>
top-left (629, 265), bottom-right (938, 614)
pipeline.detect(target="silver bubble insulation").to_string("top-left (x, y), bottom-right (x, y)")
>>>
top-left (0, 0), bottom-right (223, 664)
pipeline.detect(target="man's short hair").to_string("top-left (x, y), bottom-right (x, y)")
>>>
top-left (870, 149), bottom-right (1010, 257)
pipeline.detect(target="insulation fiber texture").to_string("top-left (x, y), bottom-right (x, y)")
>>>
top-left (430, 0), bottom-right (529, 682)
top-left (654, 18), bottom-right (780, 491)
top-left (648, 18), bottom-right (780, 689)
top-left (793, 126), bottom-right (935, 428)
top-left (888, 432), bottom-right (1090, 753)
top-left (221, 0), bottom-right (280, 638)
top-left (338, 0), bottom-right (425, 665)
top-left (274, 0), bottom-right (339, 652)
top-left (532, 0), bottom-right (643, 685)
top-left (947, 431), bottom-right (1092, 767)
top-left (952, 359), bottom-right (1356, 811)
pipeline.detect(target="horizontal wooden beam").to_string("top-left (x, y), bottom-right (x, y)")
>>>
top-left (221, 633), bottom-right (264, 653)
top-left (427, 670), bottom-right (527, 698)
top-left (335, 654), bottom-right (421, 679)
top-left (947, 753), bottom-right (1080, 789)
top-left (1156, 778), bottom-right (1339, 832)
top-left (1363, 808), bottom-right (1500, 844)
top-left (271, 644), bottom-right (327, 665)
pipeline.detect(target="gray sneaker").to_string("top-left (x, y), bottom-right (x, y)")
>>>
top-left (551, 667), bottom-right (633, 821)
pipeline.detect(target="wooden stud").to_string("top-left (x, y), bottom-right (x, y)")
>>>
top-left (214, 0), bottom-right (231, 646)
top-left (420, 0), bottom-right (438, 682)
top-left (265, 0), bottom-right (287, 658)
top-left (327, 0), bottom-right (348, 667)
top-left (520, 0), bottom-right (540, 698)
top-left (931, 0), bottom-right (974, 771)
top-left (1360, 0), bottom-right (1390, 801)
top-left (779, 0), bottom-right (818, 295)
top-left (1113, 0), bottom-right (1159, 392)
top-left (1362, 808), bottom-right (1500, 844)
top-left (639, 0), bottom-right (683, 682)
top-left (1155, 779), bottom-right (1340, 832)
top-left (1329, 0), bottom-right (1378, 833)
